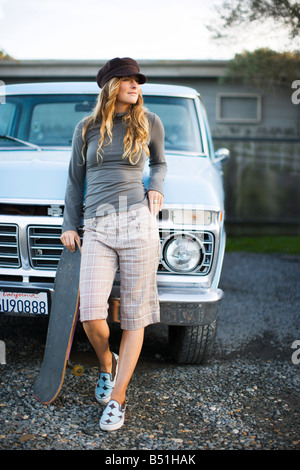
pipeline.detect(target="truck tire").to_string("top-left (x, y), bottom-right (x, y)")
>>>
top-left (168, 319), bottom-right (218, 364)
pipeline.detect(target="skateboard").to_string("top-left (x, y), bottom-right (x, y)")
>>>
top-left (33, 242), bottom-right (81, 404)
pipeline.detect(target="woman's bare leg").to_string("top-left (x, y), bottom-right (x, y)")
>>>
top-left (83, 319), bottom-right (112, 373)
top-left (83, 321), bottom-right (144, 404)
top-left (111, 328), bottom-right (144, 405)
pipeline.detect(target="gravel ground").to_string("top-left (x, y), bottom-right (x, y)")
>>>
top-left (0, 252), bottom-right (299, 452)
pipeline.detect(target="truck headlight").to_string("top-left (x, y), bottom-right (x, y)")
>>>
top-left (162, 233), bottom-right (204, 272)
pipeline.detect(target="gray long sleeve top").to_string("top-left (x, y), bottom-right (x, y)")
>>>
top-left (61, 111), bottom-right (167, 233)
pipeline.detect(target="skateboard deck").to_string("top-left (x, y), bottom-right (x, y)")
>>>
top-left (33, 243), bottom-right (81, 404)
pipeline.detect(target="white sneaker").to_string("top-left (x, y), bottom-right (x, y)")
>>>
top-left (99, 399), bottom-right (126, 431)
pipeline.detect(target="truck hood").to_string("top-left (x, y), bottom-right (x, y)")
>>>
top-left (0, 150), bottom-right (224, 210)
top-left (0, 149), bottom-right (71, 204)
top-left (145, 153), bottom-right (224, 210)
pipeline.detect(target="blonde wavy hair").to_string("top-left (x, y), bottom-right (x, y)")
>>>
top-left (81, 77), bottom-right (150, 165)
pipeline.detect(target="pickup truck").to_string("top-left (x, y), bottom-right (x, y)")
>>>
top-left (0, 81), bottom-right (229, 364)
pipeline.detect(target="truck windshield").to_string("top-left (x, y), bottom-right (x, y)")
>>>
top-left (0, 94), bottom-right (203, 154)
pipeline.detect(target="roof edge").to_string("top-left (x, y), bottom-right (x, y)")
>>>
top-left (0, 59), bottom-right (228, 78)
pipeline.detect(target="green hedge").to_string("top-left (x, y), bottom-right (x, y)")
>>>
top-left (226, 236), bottom-right (300, 255)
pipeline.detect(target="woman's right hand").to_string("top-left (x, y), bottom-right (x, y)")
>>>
top-left (60, 230), bottom-right (81, 252)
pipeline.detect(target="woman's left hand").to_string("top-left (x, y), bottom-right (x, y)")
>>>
top-left (148, 190), bottom-right (163, 216)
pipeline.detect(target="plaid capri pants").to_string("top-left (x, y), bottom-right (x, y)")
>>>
top-left (79, 206), bottom-right (161, 330)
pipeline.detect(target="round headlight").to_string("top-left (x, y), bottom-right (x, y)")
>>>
top-left (163, 234), bottom-right (203, 272)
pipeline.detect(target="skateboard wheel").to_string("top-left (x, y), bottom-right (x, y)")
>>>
top-left (73, 364), bottom-right (84, 376)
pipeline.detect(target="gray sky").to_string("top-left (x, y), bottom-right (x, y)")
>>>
top-left (0, 0), bottom-right (297, 61)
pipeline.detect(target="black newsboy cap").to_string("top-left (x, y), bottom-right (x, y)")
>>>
top-left (96, 57), bottom-right (146, 89)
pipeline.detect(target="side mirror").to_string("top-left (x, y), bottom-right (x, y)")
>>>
top-left (214, 148), bottom-right (230, 164)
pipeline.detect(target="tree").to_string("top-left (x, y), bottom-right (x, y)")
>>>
top-left (219, 48), bottom-right (300, 91)
top-left (210, 0), bottom-right (300, 40)
top-left (0, 49), bottom-right (14, 60)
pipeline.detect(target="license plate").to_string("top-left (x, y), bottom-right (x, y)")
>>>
top-left (0, 291), bottom-right (48, 315)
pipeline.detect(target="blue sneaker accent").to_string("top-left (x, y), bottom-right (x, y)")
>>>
top-left (95, 352), bottom-right (118, 404)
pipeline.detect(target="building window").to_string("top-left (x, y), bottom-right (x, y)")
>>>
top-left (216, 93), bottom-right (262, 123)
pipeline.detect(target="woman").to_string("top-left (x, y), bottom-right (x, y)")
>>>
top-left (60, 57), bottom-right (166, 431)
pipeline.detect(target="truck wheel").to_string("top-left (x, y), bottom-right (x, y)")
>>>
top-left (168, 319), bottom-right (218, 364)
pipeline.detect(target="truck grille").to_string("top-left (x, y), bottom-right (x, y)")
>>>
top-left (28, 225), bottom-right (63, 269)
top-left (0, 224), bottom-right (21, 268)
top-left (197, 231), bottom-right (214, 274)
top-left (4, 224), bottom-right (214, 276)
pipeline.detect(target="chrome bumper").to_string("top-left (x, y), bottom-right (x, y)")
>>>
top-left (108, 284), bottom-right (224, 326)
top-left (0, 278), bottom-right (223, 326)
top-left (157, 286), bottom-right (223, 326)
